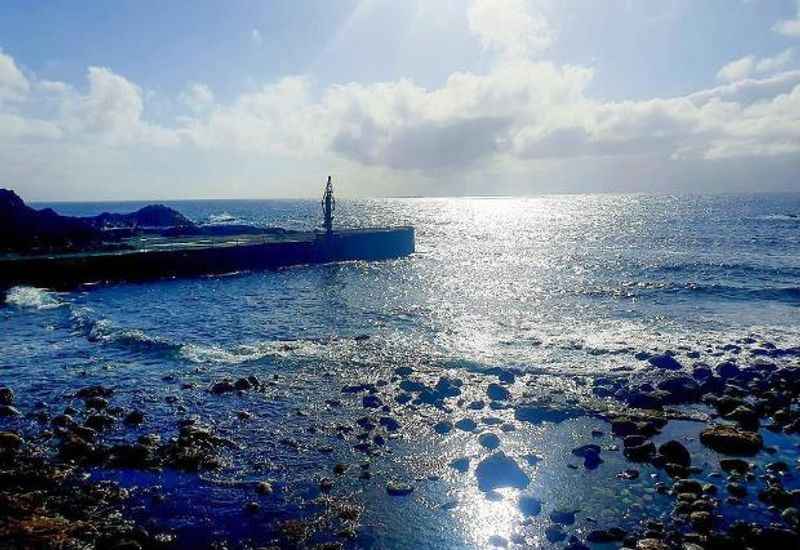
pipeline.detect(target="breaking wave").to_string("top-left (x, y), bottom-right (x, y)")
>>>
top-left (4, 286), bottom-right (65, 310)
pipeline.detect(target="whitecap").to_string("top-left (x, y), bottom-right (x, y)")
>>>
top-left (4, 286), bottom-right (65, 310)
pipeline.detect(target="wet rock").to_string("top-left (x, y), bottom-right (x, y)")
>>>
top-left (716, 361), bottom-right (740, 379)
top-left (549, 509), bottom-right (577, 525)
top-left (362, 395), bottom-right (383, 408)
top-left (720, 458), bottom-right (750, 474)
top-left (658, 440), bottom-right (691, 467)
top-left (727, 482), bottom-right (747, 498)
top-left (648, 354), bottom-right (683, 370)
top-left (479, 432), bottom-right (501, 450)
top-left (587, 528), bottom-right (626, 543)
top-left (210, 380), bottom-right (236, 394)
top-left (161, 423), bottom-right (229, 471)
top-left (109, 443), bottom-right (158, 468)
top-left (487, 384), bottom-right (510, 401)
top-left (692, 365), bottom-right (712, 380)
top-left (450, 457), bottom-right (470, 473)
top-left (0, 405), bottom-right (21, 417)
top-left (386, 481), bottom-right (414, 496)
top-left (0, 386), bottom-right (14, 405)
top-left (518, 495), bottom-right (542, 517)
top-left (627, 391), bottom-right (663, 410)
top-left (320, 478), bottom-right (334, 492)
top-left (624, 441), bottom-right (656, 462)
top-left (700, 425), bottom-right (763, 455)
top-left (434, 421), bottom-right (453, 435)
top-left (475, 452), bottom-right (530, 492)
top-left (726, 405), bottom-right (760, 429)
top-left (233, 378), bottom-right (252, 391)
top-left (394, 366), bottom-right (413, 376)
top-left (85, 414), bottom-right (116, 431)
top-left (467, 400), bottom-right (485, 410)
top-left (399, 380), bottom-right (426, 392)
top-left (76, 385), bottom-right (113, 399)
top-left (85, 396), bottom-right (109, 410)
top-left (657, 377), bottom-right (700, 403)
top-left (0, 431), bottom-right (23, 450)
top-left (124, 410), bottom-right (145, 425)
top-left (759, 486), bottom-right (794, 508)
top-left (690, 510), bottom-right (712, 530)
top-left (379, 416), bottom-right (400, 432)
top-left (455, 418), bottom-right (477, 432)
top-left (617, 469), bottom-right (639, 480)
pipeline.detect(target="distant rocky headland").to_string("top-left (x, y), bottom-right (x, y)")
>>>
top-left (0, 189), bottom-right (292, 254)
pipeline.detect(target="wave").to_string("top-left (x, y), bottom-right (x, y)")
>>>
top-left (4, 286), bottom-right (65, 310)
top-left (205, 212), bottom-right (244, 225)
top-left (750, 214), bottom-right (799, 221)
top-left (69, 307), bottom-right (175, 351)
top-left (584, 281), bottom-right (800, 303)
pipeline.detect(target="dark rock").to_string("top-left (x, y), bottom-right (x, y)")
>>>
top-left (700, 425), bottom-right (762, 455)
top-left (0, 405), bottom-right (21, 417)
top-left (362, 395), bottom-right (383, 408)
top-left (475, 452), bottom-right (530, 492)
top-left (627, 391), bottom-right (663, 410)
top-left (587, 528), bottom-right (626, 543)
top-left (124, 410), bottom-right (145, 425)
top-left (379, 416), bottom-right (401, 431)
top-left (210, 380), bottom-right (236, 394)
top-left (0, 431), bottom-right (23, 450)
top-left (85, 414), bottom-right (115, 431)
top-left (720, 458), bottom-right (750, 473)
top-left (386, 481), bottom-right (414, 496)
top-left (450, 458), bottom-right (470, 473)
top-left (648, 354), bottom-right (683, 370)
top-left (76, 385), bottom-right (113, 399)
top-left (658, 440), bottom-right (691, 467)
top-left (487, 383), bottom-right (510, 401)
top-left (624, 441), bottom-right (656, 462)
top-left (0, 386), bottom-right (14, 405)
top-left (657, 377), bottom-right (700, 403)
top-left (233, 378), bottom-right (252, 391)
top-left (545, 525), bottom-right (567, 543)
top-left (716, 362), bottom-right (740, 379)
top-left (692, 365), bottom-right (712, 380)
top-left (85, 396), bottom-right (109, 410)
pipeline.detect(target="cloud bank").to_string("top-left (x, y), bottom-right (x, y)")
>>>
top-left (1, 0), bottom-right (799, 198)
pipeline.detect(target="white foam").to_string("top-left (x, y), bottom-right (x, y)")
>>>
top-left (207, 212), bottom-right (242, 225)
top-left (5, 286), bottom-right (65, 310)
top-left (179, 339), bottom-right (325, 365)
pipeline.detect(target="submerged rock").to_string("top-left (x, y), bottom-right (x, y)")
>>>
top-left (658, 440), bottom-right (691, 467)
top-left (487, 383), bottom-right (510, 401)
top-left (450, 457), bottom-right (470, 473)
top-left (479, 432), bottom-right (501, 450)
top-left (475, 452), bottom-right (530, 492)
top-left (518, 495), bottom-right (542, 517)
top-left (549, 509), bottom-right (577, 525)
top-left (700, 425), bottom-right (763, 455)
top-left (0, 386), bottom-right (14, 405)
top-left (386, 481), bottom-right (414, 496)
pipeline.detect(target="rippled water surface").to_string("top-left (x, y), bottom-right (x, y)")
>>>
top-left (3, 194), bottom-right (800, 548)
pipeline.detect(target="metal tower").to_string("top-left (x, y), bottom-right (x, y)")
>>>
top-left (321, 175), bottom-right (335, 234)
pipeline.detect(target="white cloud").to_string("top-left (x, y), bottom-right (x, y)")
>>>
top-left (467, 0), bottom-right (552, 58)
top-left (180, 82), bottom-right (214, 113)
top-left (0, 49), bottom-right (30, 102)
top-left (774, 0), bottom-right (800, 37)
top-left (718, 56), bottom-right (755, 82)
top-left (717, 49), bottom-right (795, 82)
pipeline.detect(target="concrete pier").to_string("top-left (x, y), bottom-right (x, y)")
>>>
top-left (0, 227), bottom-right (415, 289)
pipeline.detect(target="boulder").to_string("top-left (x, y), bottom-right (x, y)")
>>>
top-left (658, 440), bottom-right (691, 467)
top-left (648, 354), bottom-right (683, 370)
top-left (700, 425), bottom-right (762, 455)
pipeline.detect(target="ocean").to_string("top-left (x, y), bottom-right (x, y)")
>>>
top-left (2, 193), bottom-right (800, 548)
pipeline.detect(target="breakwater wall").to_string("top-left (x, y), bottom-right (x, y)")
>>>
top-left (0, 227), bottom-right (414, 289)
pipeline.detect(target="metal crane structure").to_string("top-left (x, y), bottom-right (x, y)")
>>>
top-left (321, 175), bottom-right (335, 234)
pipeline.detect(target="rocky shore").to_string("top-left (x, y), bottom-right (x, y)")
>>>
top-left (1, 333), bottom-right (799, 549)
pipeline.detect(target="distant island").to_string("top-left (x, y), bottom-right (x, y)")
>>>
top-left (0, 189), bottom-right (292, 254)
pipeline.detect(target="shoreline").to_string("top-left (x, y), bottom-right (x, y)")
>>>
top-left (1, 332), bottom-right (799, 549)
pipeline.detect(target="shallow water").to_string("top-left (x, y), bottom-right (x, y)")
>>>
top-left (2, 193), bottom-right (800, 548)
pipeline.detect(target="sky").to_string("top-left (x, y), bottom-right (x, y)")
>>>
top-left (1, 0), bottom-right (799, 200)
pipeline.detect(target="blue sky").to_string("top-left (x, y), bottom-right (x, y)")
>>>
top-left (1, 0), bottom-right (799, 199)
